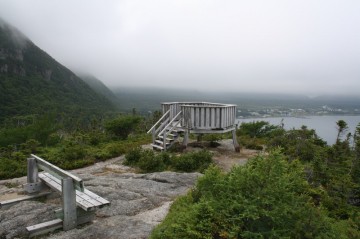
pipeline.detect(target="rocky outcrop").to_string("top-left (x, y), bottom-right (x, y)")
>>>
top-left (0, 157), bottom-right (201, 239)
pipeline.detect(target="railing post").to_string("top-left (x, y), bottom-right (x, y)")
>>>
top-left (183, 129), bottom-right (189, 148)
top-left (24, 157), bottom-right (44, 194)
top-left (27, 157), bottom-right (38, 184)
top-left (232, 124), bottom-right (240, 152)
top-left (152, 127), bottom-right (156, 144)
top-left (163, 131), bottom-right (167, 151)
top-left (62, 178), bottom-right (77, 231)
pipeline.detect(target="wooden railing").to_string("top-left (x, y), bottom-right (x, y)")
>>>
top-left (161, 102), bottom-right (236, 130)
top-left (158, 111), bottom-right (182, 150)
top-left (182, 104), bottom-right (236, 130)
top-left (147, 110), bottom-right (170, 143)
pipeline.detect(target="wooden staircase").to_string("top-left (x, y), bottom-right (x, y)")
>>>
top-left (147, 110), bottom-right (183, 151)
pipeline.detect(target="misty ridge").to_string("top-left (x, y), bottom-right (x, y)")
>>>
top-left (0, 18), bottom-right (27, 49)
top-left (1, 15), bottom-right (359, 117)
top-left (110, 86), bottom-right (360, 113)
top-left (1, 1), bottom-right (359, 97)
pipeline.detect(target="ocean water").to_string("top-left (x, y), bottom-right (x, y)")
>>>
top-left (236, 115), bottom-right (360, 145)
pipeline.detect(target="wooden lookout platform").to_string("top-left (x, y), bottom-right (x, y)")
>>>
top-left (147, 102), bottom-right (239, 151)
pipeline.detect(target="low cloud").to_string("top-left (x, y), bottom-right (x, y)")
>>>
top-left (0, 0), bottom-right (359, 95)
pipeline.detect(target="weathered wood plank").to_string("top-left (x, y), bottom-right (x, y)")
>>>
top-left (83, 189), bottom-right (110, 206)
top-left (27, 219), bottom-right (63, 238)
top-left (151, 144), bottom-right (164, 150)
top-left (30, 154), bottom-right (84, 192)
top-left (0, 191), bottom-right (52, 209)
top-left (38, 173), bottom-right (103, 211)
top-left (44, 173), bottom-right (103, 209)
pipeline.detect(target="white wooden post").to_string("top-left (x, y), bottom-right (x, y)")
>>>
top-left (27, 157), bottom-right (38, 184)
top-left (232, 124), bottom-right (240, 152)
top-left (152, 127), bottom-right (156, 144)
top-left (163, 131), bottom-right (167, 150)
top-left (24, 157), bottom-right (44, 194)
top-left (62, 178), bottom-right (77, 230)
top-left (183, 129), bottom-right (189, 147)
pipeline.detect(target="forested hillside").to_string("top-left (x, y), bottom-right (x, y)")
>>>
top-left (0, 19), bottom-right (114, 123)
top-left (80, 74), bottom-right (120, 107)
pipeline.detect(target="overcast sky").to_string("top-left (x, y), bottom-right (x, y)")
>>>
top-left (0, 0), bottom-right (359, 95)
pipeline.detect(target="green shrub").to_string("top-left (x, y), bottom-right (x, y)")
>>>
top-left (105, 115), bottom-right (143, 139)
top-left (138, 150), bottom-right (166, 172)
top-left (61, 144), bottom-right (86, 161)
top-left (124, 147), bottom-right (142, 166)
top-left (60, 158), bottom-right (95, 169)
top-left (0, 157), bottom-right (26, 179)
top-left (239, 135), bottom-right (265, 150)
top-left (172, 150), bottom-right (213, 173)
top-left (202, 134), bottom-right (223, 147)
top-left (124, 148), bottom-right (213, 173)
top-left (191, 150), bottom-right (213, 172)
top-left (151, 150), bottom-right (345, 239)
top-left (21, 139), bottom-right (41, 153)
top-left (104, 142), bottom-right (127, 158)
top-left (237, 121), bottom-right (279, 138)
top-left (172, 153), bottom-right (197, 172)
top-left (158, 152), bottom-right (171, 166)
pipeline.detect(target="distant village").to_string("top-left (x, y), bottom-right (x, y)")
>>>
top-left (237, 105), bottom-right (360, 118)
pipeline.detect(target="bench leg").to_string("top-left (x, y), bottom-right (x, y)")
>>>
top-left (24, 157), bottom-right (45, 194)
top-left (183, 129), bottom-right (189, 147)
top-left (62, 178), bottom-right (77, 230)
top-left (55, 208), bottom-right (95, 225)
top-left (232, 128), bottom-right (240, 152)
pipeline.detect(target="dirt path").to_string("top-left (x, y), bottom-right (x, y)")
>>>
top-left (185, 139), bottom-right (260, 171)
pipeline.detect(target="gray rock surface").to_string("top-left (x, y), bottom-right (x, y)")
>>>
top-left (0, 157), bottom-right (201, 239)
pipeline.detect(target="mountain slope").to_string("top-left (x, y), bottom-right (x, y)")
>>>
top-left (0, 19), bottom-right (114, 122)
top-left (80, 75), bottom-right (120, 107)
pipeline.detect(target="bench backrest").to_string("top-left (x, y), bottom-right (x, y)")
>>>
top-left (30, 154), bottom-right (85, 192)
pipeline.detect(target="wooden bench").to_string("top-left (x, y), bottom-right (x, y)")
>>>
top-left (22, 154), bottom-right (110, 237)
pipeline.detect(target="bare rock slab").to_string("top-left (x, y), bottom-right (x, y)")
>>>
top-left (0, 171), bottom-right (200, 239)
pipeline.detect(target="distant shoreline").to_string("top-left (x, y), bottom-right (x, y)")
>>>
top-left (237, 114), bottom-right (360, 120)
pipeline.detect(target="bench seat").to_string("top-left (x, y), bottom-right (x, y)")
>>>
top-left (39, 172), bottom-right (109, 211)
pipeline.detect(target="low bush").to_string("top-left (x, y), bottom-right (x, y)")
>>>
top-left (124, 148), bottom-right (213, 173)
top-left (172, 150), bottom-right (213, 173)
top-left (105, 115), bottom-right (143, 139)
top-left (124, 147), bottom-right (142, 166)
top-left (151, 150), bottom-right (348, 239)
top-left (0, 157), bottom-right (26, 179)
top-left (138, 150), bottom-right (166, 172)
top-left (202, 134), bottom-right (223, 147)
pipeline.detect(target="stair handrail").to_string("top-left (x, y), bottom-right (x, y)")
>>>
top-left (158, 111), bottom-right (183, 136)
top-left (164, 120), bottom-right (182, 137)
top-left (147, 110), bottom-right (170, 134)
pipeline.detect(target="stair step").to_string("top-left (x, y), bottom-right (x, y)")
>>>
top-left (158, 133), bottom-right (177, 138)
top-left (174, 128), bottom-right (185, 133)
top-left (155, 140), bottom-right (170, 145)
top-left (158, 136), bottom-right (174, 141)
top-left (151, 144), bottom-right (164, 150)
